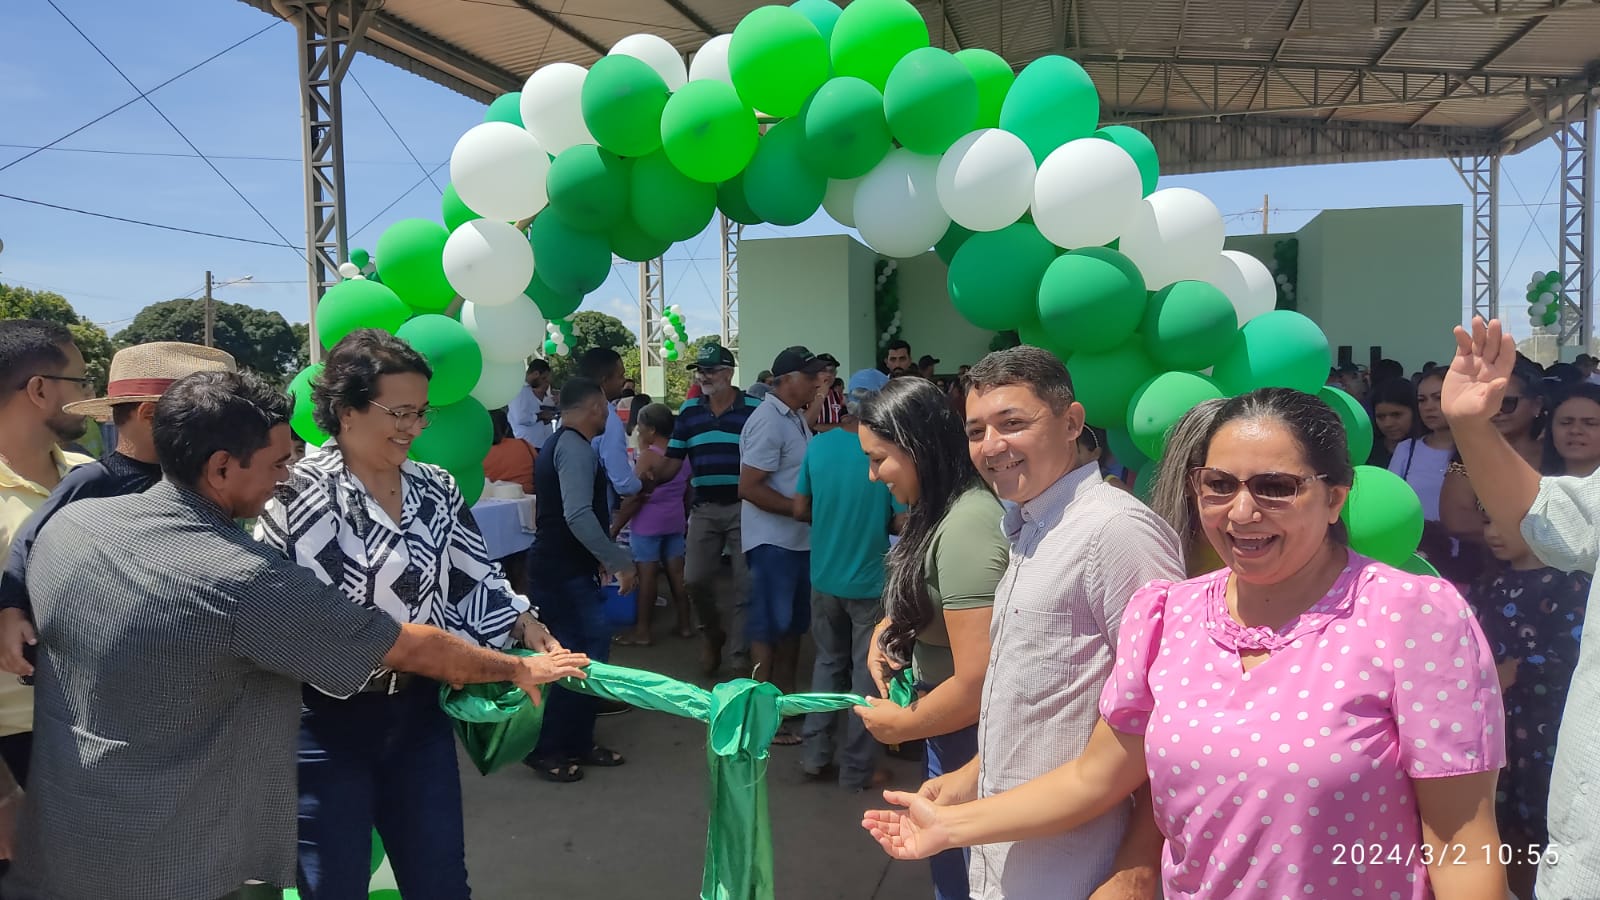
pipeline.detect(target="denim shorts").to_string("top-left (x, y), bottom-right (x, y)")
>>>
top-left (745, 544), bottom-right (811, 643)
top-left (630, 531), bottom-right (686, 564)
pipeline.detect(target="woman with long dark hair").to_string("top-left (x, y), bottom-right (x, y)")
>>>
top-left (1367, 377), bottom-right (1423, 469)
top-left (850, 377), bottom-right (1008, 900)
top-left (1542, 382), bottom-right (1600, 477)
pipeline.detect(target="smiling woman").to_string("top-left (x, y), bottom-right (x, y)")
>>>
top-left (863, 387), bottom-right (1512, 900)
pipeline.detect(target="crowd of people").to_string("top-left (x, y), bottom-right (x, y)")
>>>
top-left (0, 313), bottom-right (1592, 900)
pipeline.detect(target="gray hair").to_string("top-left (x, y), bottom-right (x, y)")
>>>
top-left (845, 386), bottom-right (876, 418)
top-left (1146, 397), bottom-right (1228, 544)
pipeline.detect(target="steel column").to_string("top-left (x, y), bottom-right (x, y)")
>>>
top-left (1450, 153), bottom-right (1500, 322)
top-left (1555, 95), bottom-right (1595, 352)
top-left (638, 255), bottom-right (666, 398)
top-left (719, 213), bottom-right (741, 352)
top-left (283, 0), bottom-right (371, 361)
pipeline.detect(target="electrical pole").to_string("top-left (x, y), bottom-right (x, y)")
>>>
top-left (1262, 194), bottom-right (1270, 234)
top-left (204, 270), bottom-right (214, 348)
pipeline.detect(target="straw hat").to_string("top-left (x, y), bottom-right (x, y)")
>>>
top-left (65, 342), bottom-right (238, 421)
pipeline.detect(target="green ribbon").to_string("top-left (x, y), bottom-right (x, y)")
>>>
top-left (887, 666), bottom-right (917, 708)
top-left (440, 657), bottom-right (865, 900)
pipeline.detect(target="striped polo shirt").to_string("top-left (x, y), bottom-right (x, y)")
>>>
top-left (668, 389), bottom-right (763, 506)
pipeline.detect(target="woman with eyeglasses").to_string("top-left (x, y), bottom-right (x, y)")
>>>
top-left (257, 329), bottom-right (561, 899)
top-left (864, 387), bottom-right (1509, 900)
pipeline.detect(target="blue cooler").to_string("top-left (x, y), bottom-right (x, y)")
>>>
top-left (602, 583), bottom-right (637, 628)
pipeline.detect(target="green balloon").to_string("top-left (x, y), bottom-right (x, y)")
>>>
top-left (1212, 310), bottom-right (1331, 396)
top-left (546, 145), bottom-right (629, 233)
top-left (631, 150), bottom-right (717, 242)
top-left (743, 118), bottom-right (825, 226)
top-left (717, 172), bottom-right (766, 225)
top-left (1094, 125), bottom-right (1159, 196)
top-left (581, 54), bottom-right (669, 158)
top-left (483, 92), bottom-right (524, 127)
top-left (1015, 317), bottom-right (1051, 350)
top-left (1320, 385), bottom-right (1376, 467)
top-left (375, 218), bottom-right (455, 312)
top-left (315, 279), bottom-right (411, 350)
top-left (1066, 338), bottom-right (1162, 429)
top-left (1143, 281), bottom-right (1239, 371)
top-left (729, 5), bottom-right (830, 119)
top-left (609, 214), bottom-right (673, 262)
top-left (543, 339), bottom-right (559, 355)
top-left (441, 184), bottom-right (482, 232)
top-left (1127, 371), bottom-right (1225, 461)
top-left (410, 396), bottom-right (493, 473)
top-left (1104, 426), bottom-right (1150, 474)
top-left (287, 364), bottom-right (329, 447)
top-left (1001, 55), bottom-right (1100, 164)
top-left (934, 221), bottom-right (974, 265)
top-left (395, 314), bottom-right (485, 407)
top-left (956, 48), bottom-right (1013, 129)
top-left (661, 80), bottom-right (760, 184)
top-left (1342, 465), bottom-right (1424, 567)
top-left (528, 212), bottom-right (612, 297)
top-left (791, 0), bottom-right (842, 41)
top-left (1036, 247), bottom-right (1148, 354)
top-left (828, 0), bottom-right (928, 91)
top-left (1395, 553), bottom-right (1441, 578)
top-left (800, 77), bottom-right (891, 180)
top-left (447, 462), bottom-right (486, 506)
top-left (526, 272), bottom-right (583, 320)
top-left (883, 47), bottom-right (978, 155)
top-left (948, 223), bottom-right (1057, 331)
top-left (349, 248), bottom-right (370, 269)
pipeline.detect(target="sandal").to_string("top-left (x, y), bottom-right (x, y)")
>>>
top-left (573, 745), bottom-right (626, 767)
top-left (771, 727), bottom-right (802, 747)
top-left (525, 758), bottom-right (584, 783)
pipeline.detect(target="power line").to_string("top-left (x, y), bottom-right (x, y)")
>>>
top-left (348, 162), bottom-right (450, 241)
top-left (348, 72), bottom-right (443, 194)
top-left (0, 192), bottom-right (302, 249)
top-left (0, 144), bottom-right (442, 167)
top-left (42, 0), bottom-right (305, 263)
top-left (0, 20), bottom-right (280, 175)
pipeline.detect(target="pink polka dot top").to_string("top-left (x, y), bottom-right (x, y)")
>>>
top-left (1098, 552), bottom-right (1506, 899)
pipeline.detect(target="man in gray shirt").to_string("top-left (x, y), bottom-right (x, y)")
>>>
top-left (917, 347), bottom-right (1178, 900)
top-left (5, 371), bottom-right (588, 900)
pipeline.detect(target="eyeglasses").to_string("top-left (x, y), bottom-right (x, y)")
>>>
top-left (18, 374), bottom-right (93, 390)
top-left (368, 400), bottom-right (432, 430)
top-left (1499, 395), bottom-right (1522, 415)
top-left (1188, 467), bottom-right (1328, 511)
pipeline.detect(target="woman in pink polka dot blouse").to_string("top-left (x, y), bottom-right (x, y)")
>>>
top-left (865, 388), bottom-right (1509, 900)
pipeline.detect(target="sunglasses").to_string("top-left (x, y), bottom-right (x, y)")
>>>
top-left (1498, 395), bottom-right (1522, 415)
top-left (1188, 467), bottom-right (1328, 511)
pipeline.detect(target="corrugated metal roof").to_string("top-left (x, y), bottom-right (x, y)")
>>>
top-left (240, 0), bottom-right (1600, 165)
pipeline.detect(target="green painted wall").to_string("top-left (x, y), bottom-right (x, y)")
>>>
top-left (895, 252), bottom-right (996, 374)
top-left (738, 234), bottom-right (877, 382)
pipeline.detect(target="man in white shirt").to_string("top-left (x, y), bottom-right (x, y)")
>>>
top-left (508, 359), bottom-right (558, 452)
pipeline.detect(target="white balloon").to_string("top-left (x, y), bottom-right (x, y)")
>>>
top-left (822, 177), bottom-right (863, 227)
top-left (611, 33), bottom-right (687, 91)
top-left (450, 122), bottom-right (551, 222)
top-left (936, 129), bottom-right (1036, 233)
top-left (1117, 187), bottom-right (1226, 288)
top-left (338, 262), bottom-right (361, 279)
top-left (1532, 301), bottom-right (1550, 316)
top-left (1031, 139), bottom-right (1142, 250)
top-left (469, 356), bottom-right (529, 409)
top-left (1207, 251), bottom-right (1278, 326)
top-left (442, 220), bottom-right (534, 307)
top-left (1538, 291), bottom-right (1556, 304)
top-left (520, 63), bottom-right (594, 155)
top-left (854, 149), bottom-right (950, 259)
top-left (462, 295), bottom-right (547, 363)
top-left (688, 33), bottom-right (733, 84)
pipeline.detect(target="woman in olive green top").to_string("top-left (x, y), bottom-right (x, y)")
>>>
top-left (853, 378), bottom-right (1009, 900)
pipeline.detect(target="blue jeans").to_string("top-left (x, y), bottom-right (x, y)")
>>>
top-left (529, 574), bottom-right (612, 762)
top-left (745, 545), bottom-right (811, 644)
top-left (296, 681), bottom-right (469, 900)
top-left (800, 591), bottom-right (883, 788)
top-left (926, 724), bottom-right (979, 900)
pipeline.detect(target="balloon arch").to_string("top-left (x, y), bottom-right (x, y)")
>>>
top-left (294, 0), bottom-right (1428, 569)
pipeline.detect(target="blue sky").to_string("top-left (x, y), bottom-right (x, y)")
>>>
top-left (0, 0), bottom-right (1572, 344)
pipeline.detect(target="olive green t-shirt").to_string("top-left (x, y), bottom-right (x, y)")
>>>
top-left (912, 487), bottom-right (1008, 687)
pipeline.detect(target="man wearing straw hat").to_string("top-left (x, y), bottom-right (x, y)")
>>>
top-left (0, 343), bottom-right (238, 679)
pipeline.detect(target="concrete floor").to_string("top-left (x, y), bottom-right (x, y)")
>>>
top-left (456, 590), bottom-right (935, 900)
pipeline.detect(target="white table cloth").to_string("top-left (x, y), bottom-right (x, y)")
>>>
top-left (471, 497), bottom-right (535, 561)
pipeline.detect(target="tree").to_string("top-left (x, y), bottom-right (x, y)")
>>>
top-left (548, 312), bottom-right (637, 386)
top-left (114, 299), bottom-right (301, 386)
top-left (0, 282), bottom-right (114, 390)
top-left (620, 333), bottom-right (720, 409)
top-left (291, 322), bottom-right (311, 371)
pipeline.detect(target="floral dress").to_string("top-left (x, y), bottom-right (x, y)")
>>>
top-left (1470, 566), bottom-right (1589, 845)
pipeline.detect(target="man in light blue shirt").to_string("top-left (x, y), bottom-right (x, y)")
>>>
top-left (507, 358), bottom-right (557, 452)
top-left (577, 348), bottom-right (642, 499)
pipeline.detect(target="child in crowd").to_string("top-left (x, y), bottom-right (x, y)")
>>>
top-left (611, 403), bottom-right (692, 645)
top-left (1473, 513), bottom-right (1589, 900)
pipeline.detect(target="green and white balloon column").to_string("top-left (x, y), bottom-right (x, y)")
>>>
top-left (287, 0), bottom-right (1424, 568)
top-left (1525, 270), bottom-right (1564, 330)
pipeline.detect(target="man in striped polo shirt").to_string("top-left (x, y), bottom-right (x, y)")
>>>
top-left (658, 343), bottom-right (762, 675)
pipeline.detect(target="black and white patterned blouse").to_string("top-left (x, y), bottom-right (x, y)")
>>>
top-left (256, 443), bottom-right (530, 674)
